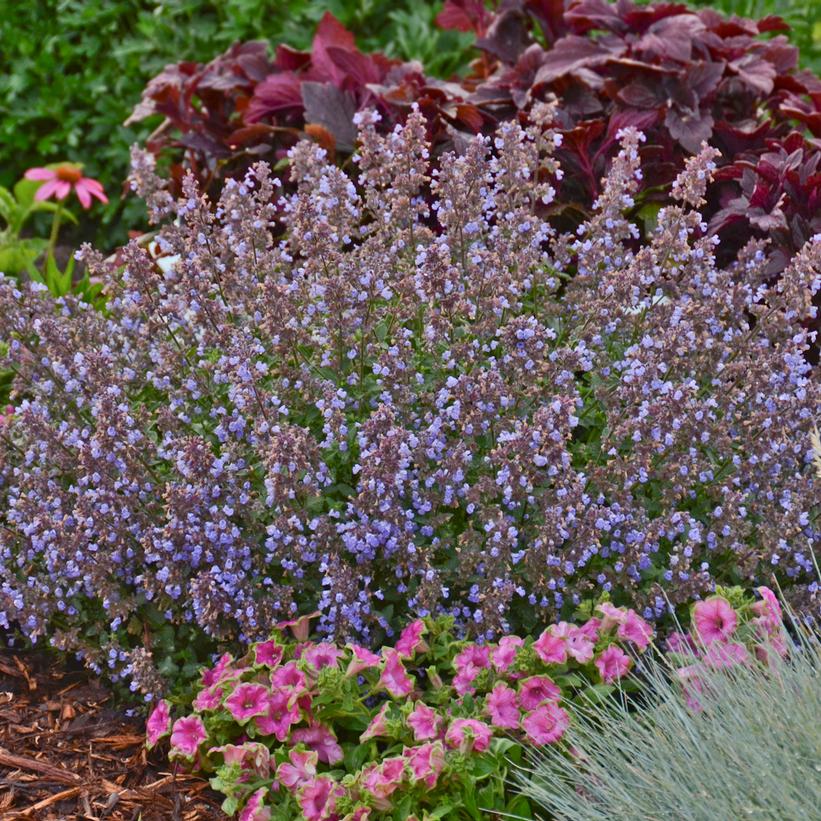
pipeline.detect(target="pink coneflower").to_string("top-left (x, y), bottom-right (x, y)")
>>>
top-left (521, 702), bottom-right (570, 745)
top-left (594, 645), bottom-right (632, 683)
top-left (693, 596), bottom-right (737, 644)
top-left (25, 164), bottom-right (108, 209)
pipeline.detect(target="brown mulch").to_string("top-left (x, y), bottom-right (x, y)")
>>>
top-left (0, 649), bottom-right (227, 820)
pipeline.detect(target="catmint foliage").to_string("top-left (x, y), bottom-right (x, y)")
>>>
top-left (0, 106), bottom-right (818, 686)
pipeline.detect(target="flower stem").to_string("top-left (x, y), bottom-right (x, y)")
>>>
top-left (47, 201), bottom-right (63, 265)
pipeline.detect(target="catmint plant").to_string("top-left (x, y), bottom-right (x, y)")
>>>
top-left (0, 104), bottom-right (818, 690)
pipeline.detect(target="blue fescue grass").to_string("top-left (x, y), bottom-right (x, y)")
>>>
top-left (515, 605), bottom-right (821, 820)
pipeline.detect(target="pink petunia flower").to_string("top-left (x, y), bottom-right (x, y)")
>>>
top-left (754, 635), bottom-right (788, 665)
top-left (453, 669), bottom-right (479, 697)
top-left (533, 629), bottom-right (567, 665)
top-left (272, 661), bottom-right (308, 695)
top-left (146, 699), bottom-right (171, 748)
top-left (360, 702), bottom-right (391, 742)
top-left (255, 691), bottom-right (301, 741)
top-left (453, 644), bottom-right (491, 694)
top-left (693, 597), bottom-right (737, 644)
top-left (549, 621), bottom-right (575, 640)
top-left (169, 715), bottom-right (207, 759)
top-left (192, 685), bottom-right (224, 712)
top-left (395, 619), bottom-right (428, 658)
top-left (594, 645), bottom-right (632, 683)
top-left (276, 611), bottom-right (320, 642)
top-left (301, 642), bottom-right (343, 671)
top-left (752, 586), bottom-right (783, 625)
top-left (454, 644), bottom-right (491, 673)
top-left (485, 683), bottom-right (520, 729)
top-left (291, 723), bottom-right (344, 765)
top-left (407, 701), bottom-right (442, 741)
top-left (665, 631), bottom-right (697, 656)
top-left (346, 644), bottom-right (382, 677)
top-left (676, 664), bottom-right (706, 712)
top-left (254, 639), bottom-right (284, 668)
top-left (596, 601), bottom-right (627, 632)
top-left (378, 650), bottom-right (415, 698)
top-left (566, 628), bottom-right (595, 664)
top-left (617, 610), bottom-right (653, 650)
top-left (518, 675), bottom-right (561, 710)
top-left (703, 641), bottom-right (750, 669)
top-left (444, 718), bottom-right (493, 753)
top-left (344, 807), bottom-right (372, 821)
top-left (403, 742), bottom-right (445, 788)
top-left (491, 635), bottom-right (524, 672)
top-left (209, 742), bottom-right (271, 778)
top-left (239, 787), bottom-right (271, 821)
top-left (277, 749), bottom-right (318, 792)
top-left (578, 617), bottom-right (602, 641)
top-left (521, 702), bottom-right (570, 745)
top-left (225, 683), bottom-right (270, 722)
top-left (25, 164), bottom-right (108, 209)
top-left (361, 758), bottom-right (406, 810)
top-left (202, 652), bottom-right (234, 688)
top-left (298, 776), bottom-right (343, 821)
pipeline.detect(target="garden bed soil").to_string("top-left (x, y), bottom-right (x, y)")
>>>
top-left (0, 648), bottom-right (225, 820)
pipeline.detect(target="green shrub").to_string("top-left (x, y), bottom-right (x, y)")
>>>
top-left (516, 616), bottom-right (821, 820)
top-left (0, 0), bottom-right (472, 251)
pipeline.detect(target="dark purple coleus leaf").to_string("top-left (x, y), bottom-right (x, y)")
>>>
top-left (435, 0), bottom-right (492, 34)
top-left (301, 82), bottom-right (359, 153)
top-left (245, 74), bottom-right (304, 122)
top-left (533, 36), bottom-right (624, 85)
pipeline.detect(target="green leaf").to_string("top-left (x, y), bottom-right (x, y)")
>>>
top-left (0, 186), bottom-right (19, 227)
top-left (13, 178), bottom-right (40, 210)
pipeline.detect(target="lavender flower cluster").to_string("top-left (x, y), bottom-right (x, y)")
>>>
top-left (0, 106), bottom-right (818, 685)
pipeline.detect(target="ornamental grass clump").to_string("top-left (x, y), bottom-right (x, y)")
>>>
top-left (0, 104), bottom-right (819, 688)
top-left (515, 589), bottom-right (821, 821)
